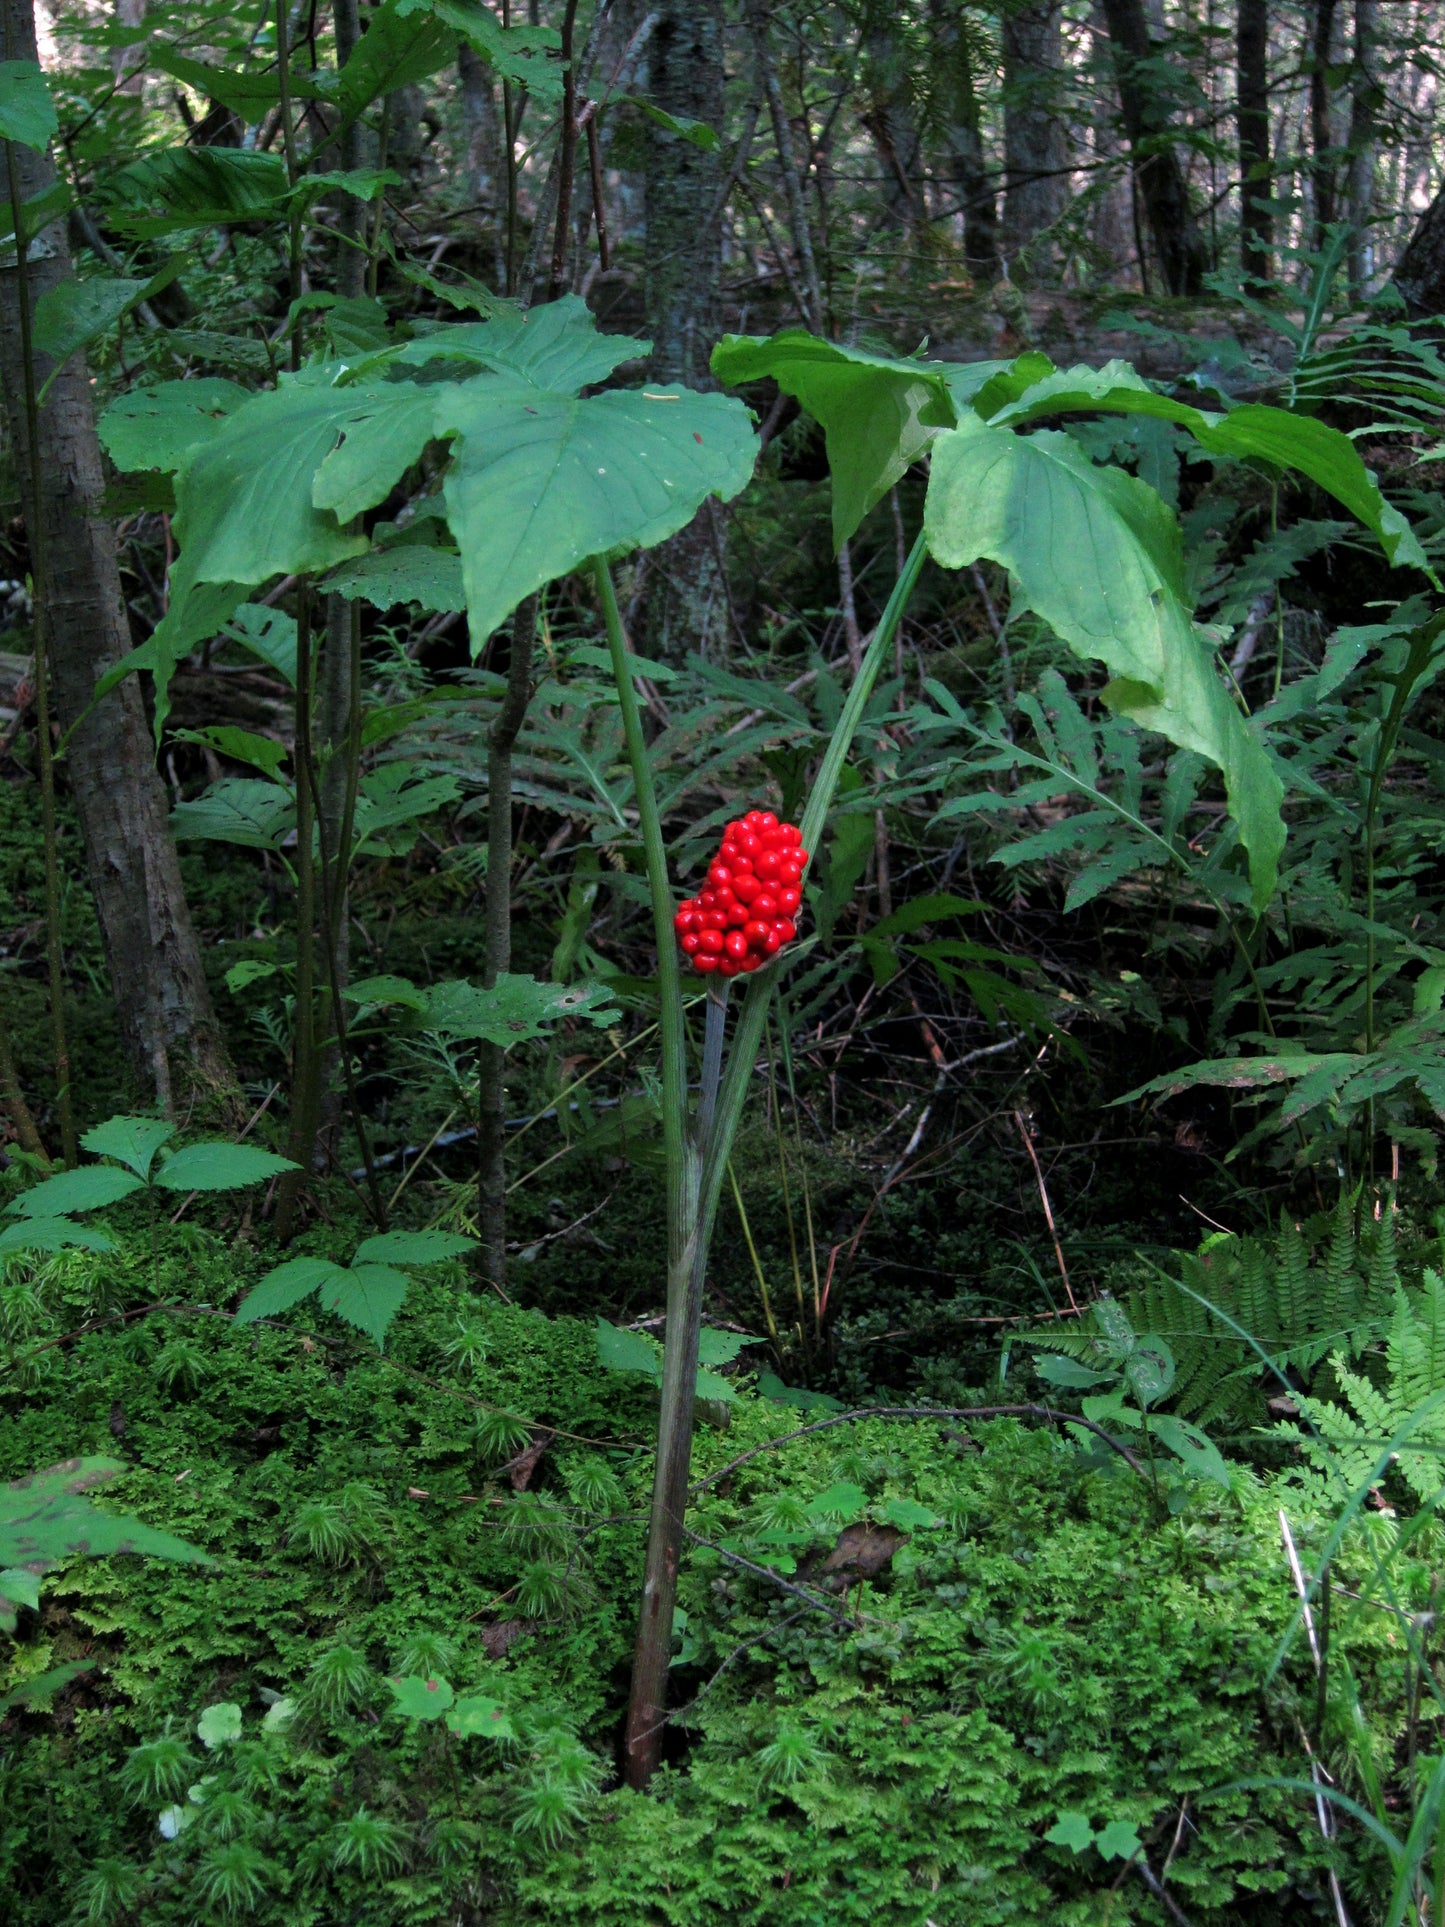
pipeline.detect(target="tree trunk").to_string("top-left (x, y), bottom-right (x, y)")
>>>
top-left (1236, 0), bottom-right (1270, 283)
top-left (1345, 0), bottom-right (1377, 296)
top-left (642, 0), bottom-right (729, 661)
top-left (1086, 1), bottom-right (1136, 283)
top-left (1310, 0), bottom-right (1339, 246)
top-left (1002, 0), bottom-right (1066, 275)
top-left (860, 0), bottom-right (922, 237)
top-left (0, 0), bottom-right (236, 1117)
top-left (1097, 0), bottom-right (1208, 296)
top-left (929, 0), bottom-right (999, 278)
top-left (1389, 177), bottom-right (1445, 319)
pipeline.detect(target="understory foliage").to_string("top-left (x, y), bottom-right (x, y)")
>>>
top-left (0, 1219), bottom-right (1422, 1925)
top-left (12, 4), bottom-right (1445, 1918)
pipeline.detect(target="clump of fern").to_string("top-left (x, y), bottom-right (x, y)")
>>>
top-left (1275, 1270), bottom-right (1445, 1507)
top-left (1023, 1197), bottom-right (1404, 1432)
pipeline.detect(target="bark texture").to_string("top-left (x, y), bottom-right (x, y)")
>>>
top-left (1236, 0), bottom-right (1271, 282)
top-left (0, 0), bottom-right (235, 1114)
top-left (1391, 179), bottom-right (1445, 318)
top-left (1345, 0), bottom-right (1378, 295)
top-left (1310, 0), bottom-right (1339, 244)
top-left (1002, 0), bottom-right (1066, 272)
top-left (642, 0), bottom-right (729, 661)
top-left (1098, 0), bottom-right (1208, 296)
top-left (930, 0), bottom-right (999, 276)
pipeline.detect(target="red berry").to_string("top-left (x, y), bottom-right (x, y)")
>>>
top-left (698, 928), bottom-right (723, 954)
top-left (724, 929), bottom-right (748, 960)
top-left (733, 873), bottom-right (761, 903)
top-left (762, 926), bottom-right (784, 953)
top-left (741, 952), bottom-right (763, 971)
top-left (743, 918), bottom-right (769, 944)
top-left (694, 953), bottom-right (718, 972)
top-left (708, 863), bottom-right (732, 888)
top-left (776, 919), bottom-right (796, 944)
top-left (778, 886), bottom-right (800, 913)
top-left (718, 956), bottom-right (741, 977)
top-left (755, 850), bottom-right (780, 879)
top-left (681, 932), bottom-right (702, 954)
top-left (743, 810), bottom-right (766, 828)
top-left (753, 892), bottom-right (778, 918)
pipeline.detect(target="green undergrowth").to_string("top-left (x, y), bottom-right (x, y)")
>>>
top-left (0, 1219), bottom-right (1417, 1923)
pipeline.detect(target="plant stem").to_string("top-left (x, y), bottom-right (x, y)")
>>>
top-left (616, 527), bottom-right (928, 1789)
top-left (1361, 610), bottom-right (1444, 1169)
top-left (695, 977), bottom-right (731, 1150)
top-left (276, 586), bottom-right (318, 1241)
top-left (0, 994), bottom-right (45, 1160)
top-left (3, 129), bottom-right (75, 1165)
top-left (594, 557), bottom-right (695, 1789)
top-left (477, 595), bottom-right (539, 1293)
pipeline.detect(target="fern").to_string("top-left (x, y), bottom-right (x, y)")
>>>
top-left (1024, 1206), bottom-right (1402, 1428)
top-left (1279, 1274), bottom-right (1445, 1507)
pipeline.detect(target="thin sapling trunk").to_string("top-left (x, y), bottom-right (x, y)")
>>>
top-left (477, 597), bottom-right (538, 1292)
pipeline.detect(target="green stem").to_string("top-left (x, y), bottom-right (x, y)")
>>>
top-left (695, 977), bottom-right (731, 1150)
top-left (615, 527), bottom-right (929, 1789)
top-left (276, 587), bottom-right (318, 1240)
top-left (1361, 611), bottom-right (1444, 1168)
top-left (3, 130), bottom-right (75, 1164)
top-left (595, 557), bottom-right (696, 1790)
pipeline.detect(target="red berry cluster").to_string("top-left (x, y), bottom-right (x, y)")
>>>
top-left (673, 810), bottom-right (809, 976)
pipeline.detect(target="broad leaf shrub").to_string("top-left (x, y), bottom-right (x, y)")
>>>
top-left (0, 1216), bottom-right (1415, 1923)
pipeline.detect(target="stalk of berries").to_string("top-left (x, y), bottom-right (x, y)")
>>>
top-left (673, 810), bottom-right (809, 977)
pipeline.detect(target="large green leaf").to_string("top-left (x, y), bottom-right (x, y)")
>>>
top-left (34, 273), bottom-right (145, 357)
top-left (925, 417), bottom-right (1285, 910)
top-left (309, 382), bottom-right (438, 520)
top-left (0, 1217), bottom-right (115, 1257)
top-left (169, 778), bottom-right (295, 850)
top-left (98, 378), bottom-right (250, 475)
top-left (153, 1142), bottom-right (297, 1193)
top-left (0, 1458), bottom-right (209, 1632)
top-left (351, 764), bottom-right (461, 855)
top-left (148, 47), bottom-right (329, 113)
top-left (711, 331), bottom-right (957, 548)
top-left (104, 147), bottom-right (289, 236)
top-left (80, 1114), bottom-right (175, 1180)
top-left (438, 379), bottom-right (756, 644)
top-left (0, 59), bottom-right (56, 150)
top-left (336, 0), bottom-right (471, 114)
top-left (102, 580), bottom-right (249, 745)
top-left (401, 0), bottom-right (562, 99)
top-left (5, 1165), bottom-right (144, 1218)
top-left (388, 295), bottom-right (645, 391)
top-left (234, 1257), bottom-right (346, 1325)
top-left (353, 1229), bottom-right (475, 1265)
top-left (223, 603), bottom-right (297, 685)
top-left (318, 1261), bottom-right (410, 1346)
top-left (171, 380), bottom-right (369, 586)
top-left (321, 545), bottom-right (465, 613)
top-left (424, 973), bottom-right (621, 1044)
top-left (979, 357), bottom-right (1430, 575)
